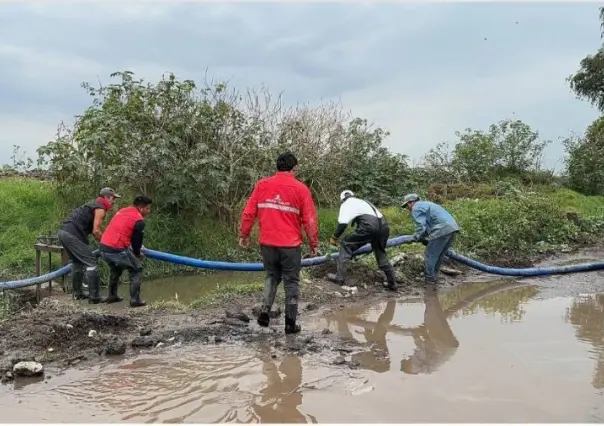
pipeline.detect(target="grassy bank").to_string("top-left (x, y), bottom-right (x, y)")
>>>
top-left (1, 178), bottom-right (604, 282)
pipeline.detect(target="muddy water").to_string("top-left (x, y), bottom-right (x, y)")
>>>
top-left (3, 280), bottom-right (604, 422)
top-left (110, 271), bottom-right (263, 305)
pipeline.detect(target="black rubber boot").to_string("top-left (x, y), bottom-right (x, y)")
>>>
top-left (257, 310), bottom-right (270, 327)
top-left (326, 273), bottom-right (345, 286)
top-left (284, 303), bottom-right (301, 334)
top-left (106, 270), bottom-right (124, 303)
top-left (71, 266), bottom-right (88, 300)
top-left (258, 276), bottom-right (277, 327)
top-left (381, 265), bottom-right (398, 291)
top-left (86, 269), bottom-right (104, 304)
top-left (129, 274), bottom-right (146, 308)
top-left (105, 280), bottom-right (123, 304)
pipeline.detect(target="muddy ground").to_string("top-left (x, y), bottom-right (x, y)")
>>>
top-left (0, 247), bottom-right (577, 386)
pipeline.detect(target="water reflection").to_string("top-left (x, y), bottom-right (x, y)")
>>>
top-left (401, 287), bottom-right (459, 374)
top-left (329, 281), bottom-right (539, 375)
top-left (566, 293), bottom-right (604, 389)
top-left (251, 355), bottom-right (316, 423)
top-left (350, 300), bottom-right (396, 373)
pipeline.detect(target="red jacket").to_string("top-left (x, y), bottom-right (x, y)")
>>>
top-left (239, 172), bottom-right (319, 249)
top-left (100, 206), bottom-right (144, 250)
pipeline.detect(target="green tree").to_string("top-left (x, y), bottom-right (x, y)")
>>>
top-left (37, 70), bottom-right (409, 223)
top-left (567, 7), bottom-right (604, 111)
top-left (563, 116), bottom-right (604, 196)
top-left (451, 119), bottom-right (548, 183)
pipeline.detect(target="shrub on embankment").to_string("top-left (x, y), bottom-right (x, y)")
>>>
top-left (2, 177), bottom-right (604, 281)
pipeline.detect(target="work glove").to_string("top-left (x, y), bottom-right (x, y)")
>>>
top-left (329, 236), bottom-right (339, 247)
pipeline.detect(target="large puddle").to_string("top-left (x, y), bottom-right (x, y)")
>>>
top-left (2, 280), bottom-right (604, 422)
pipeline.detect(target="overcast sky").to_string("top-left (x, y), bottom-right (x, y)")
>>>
top-left (0, 2), bottom-right (602, 170)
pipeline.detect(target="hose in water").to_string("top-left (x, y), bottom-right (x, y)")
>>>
top-left (2, 234), bottom-right (604, 290)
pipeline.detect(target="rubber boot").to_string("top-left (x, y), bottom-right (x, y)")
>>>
top-left (326, 273), bottom-right (345, 285)
top-left (105, 275), bottom-right (123, 304)
top-left (381, 265), bottom-right (398, 292)
top-left (86, 269), bottom-right (103, 304)
top-left (258, 276), bottom-right (277, 327)
top-left (284, 303), bottom-right (301, 334)
top-left (326, 261), bottom-right (346, 285)
top-left (105, 264), bottom-right (123, 304)
top-left (71, 266), bottom-right (88, 300)
top-left (129, 274), bottom-right (147, 308)
top-left (257, 309), bottom-right (270, 327)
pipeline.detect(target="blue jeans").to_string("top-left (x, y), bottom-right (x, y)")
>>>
top-left (424, 232), bottom-right (457, 282)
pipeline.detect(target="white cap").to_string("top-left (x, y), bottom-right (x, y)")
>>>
top-left (340, 190), bottom-right (354, 202)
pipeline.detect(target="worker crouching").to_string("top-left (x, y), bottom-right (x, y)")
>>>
top-left (327, 190), bottom-right (398, 291)
top-left (99, 196), bottom-right (153, 307)
top-left (402, 194), bottom-right (459, 286)
top-left (239, 152), bottom-right (319, 334)
top-left (57, 187), bottom-right (120, 303)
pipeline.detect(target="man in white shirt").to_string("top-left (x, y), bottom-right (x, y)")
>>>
top-left (327, 190), bottom-right (397, 291)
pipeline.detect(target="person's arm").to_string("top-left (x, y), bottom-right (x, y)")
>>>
top-left (300, 187), bottom-right (319, 251)
top-left (411, 205), bottom-right (428, 241)
top-left (239, 183), bottom-right (260, 241)
top-left (131, 220), bottom-right (145, 256)
top-left (92, 208), bottom-right (106, 241)
top-left (332, 206), bottom-right (348, 240)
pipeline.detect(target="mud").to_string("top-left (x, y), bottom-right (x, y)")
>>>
top-left (1, 245), bottom-right (604, 418)
top-left (0, 257), bottom-right (436, 381)
top-left (1, 274), bottom-right (604, 422)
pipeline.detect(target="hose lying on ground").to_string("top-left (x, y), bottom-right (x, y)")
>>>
top-left (2, 234), bottom-right (604, 290)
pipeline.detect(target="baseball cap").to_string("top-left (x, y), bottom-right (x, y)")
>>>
top-left (402, 193), bottom-right (420, 207)
top-left (99, 187), bottom-right (121, 198)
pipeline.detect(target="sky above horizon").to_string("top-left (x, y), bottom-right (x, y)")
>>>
top-left (0, 2), bottom-right (602, 171)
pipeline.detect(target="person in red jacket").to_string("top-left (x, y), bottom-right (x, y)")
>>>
top-left (239, 152), bottom-right (319, 334)
top-left (99, 196), bottom-right (152, 307)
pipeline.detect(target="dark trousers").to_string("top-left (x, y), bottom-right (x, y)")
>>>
top-left (337, 217), bottom-right (393, 281)
top-left (57, 229), bottom-right (99, 298)
top-left (260, 245), bottom-right (302, 322)
top-left (99, 248), bottom-right (144, 301)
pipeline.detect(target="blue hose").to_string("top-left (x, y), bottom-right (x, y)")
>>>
top-left (446, 250), bottom-right (604, 276)
top-left (2, 234), bottom-right (604, 290)
top-left (142, 235), bottom-right (416, 271)
top-left (0, 265), bottom-right (72, 290)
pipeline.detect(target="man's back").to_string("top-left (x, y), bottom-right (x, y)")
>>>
top-left (338, 197), bottom-right (383, 224)
top-left (100, 206), bottom-right (143, 249)
top-left (60, 199), bottom-right (105, 242)
top-left (240, 171), bottom-right (318, 248)
top-left (412, 200), bottom-right (459, 239)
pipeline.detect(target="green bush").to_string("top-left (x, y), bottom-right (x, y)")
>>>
top-left (2, 178), bottom-right (604, 280)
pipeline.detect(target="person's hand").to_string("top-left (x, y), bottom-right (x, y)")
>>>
top-left (239, 237), bottom-right (249, 249)
top-left (309, 246), bottom-right (319, 257)
top-left (136, 252), bottom-right (145, 260)
top-left (329, 236), bottom-right (338, 247)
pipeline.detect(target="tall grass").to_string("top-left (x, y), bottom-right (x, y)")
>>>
top-left (1, 178), bottom-right (604, 280)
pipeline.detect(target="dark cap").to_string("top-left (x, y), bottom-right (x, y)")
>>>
top-left (99, 187), bottom-right (121, 198)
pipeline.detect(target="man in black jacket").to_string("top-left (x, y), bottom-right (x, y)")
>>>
top-left (56, 187), bottom-right (120, 303)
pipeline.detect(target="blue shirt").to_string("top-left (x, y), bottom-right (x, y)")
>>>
top-left (410, 201), bottom-right (459, 241)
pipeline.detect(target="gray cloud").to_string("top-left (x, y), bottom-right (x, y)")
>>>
top-left (0, 2), bottom-right (601, 169)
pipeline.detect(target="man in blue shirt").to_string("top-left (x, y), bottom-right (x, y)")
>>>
top-left (402, 194), bottom-right (459, 286)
